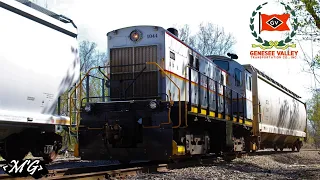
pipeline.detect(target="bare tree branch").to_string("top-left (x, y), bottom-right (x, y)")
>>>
top-left (79, 40), bottom-right (97, 72)
top-left (178, 22), bottom-right (236, 56)
top-left (297, 40), bottom-right (320, 86)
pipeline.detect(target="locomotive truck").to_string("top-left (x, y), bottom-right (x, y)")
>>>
top-left (0, 0), bottom-right (79, 162)
top-left (77, 25), bottom-right (307, 162)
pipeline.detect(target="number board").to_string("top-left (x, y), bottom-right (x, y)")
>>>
top-left (147, 34), bottom-right (158, 38)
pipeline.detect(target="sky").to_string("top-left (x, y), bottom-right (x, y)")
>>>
top-left (30, 0), bottom-right (319, 102)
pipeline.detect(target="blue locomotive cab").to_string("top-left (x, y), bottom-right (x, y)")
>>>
top-left (207, 55), bottom-right (253, 121)
top-left (212, 60), bottom-right (229, 71)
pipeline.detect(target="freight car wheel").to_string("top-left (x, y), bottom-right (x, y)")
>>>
top-left (2, 133), bottom-right (29, 162)
top-left (274, 147), bottom-right (278, 152)
top-left (42, 151), bottom-right (58, 164)
top-left (296, 141), bottom-right (302, 152)
top-left (296, 145), bottom-right (301, 152)
top-left (42, 140), bottom-right (62, 164)
top-left (222, 153), bottom-right (236, 162)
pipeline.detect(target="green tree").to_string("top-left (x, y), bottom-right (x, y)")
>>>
top-left (306, 90), bottom-right (320, 148)
top-left (290, 0), bottom-right (320, 29)
top-left (56, 40), bottom-right (107, 152)
top-left (286, 0), bottom-right (320, 85)
top-left (57, 40), bottom-right (107, 116)
top-left (79, 40), bottom-right (107, 104)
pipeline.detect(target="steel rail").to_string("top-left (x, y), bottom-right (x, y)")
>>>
top-left (0, 150), bottom-right (304, 180)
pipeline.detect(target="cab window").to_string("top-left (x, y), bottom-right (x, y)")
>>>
top-left (189, 54), bottom-right (194, 66)
top-left (221, 74), bottom-right (224, 84)
top-left (234, 68), bottom-right (242, 87)
top-left (195, 58), bottom-right (199, 70)
top-left (214, 60), bottom-right (229, 71)
top-left (245, 73), bottom-right (252, 90)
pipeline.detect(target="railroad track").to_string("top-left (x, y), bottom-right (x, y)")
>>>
top-left (0, 161), bottom-right (168, 180)
top-left (0, 157), bottom-right (219, 180)
top-left (0, 150), bottom-right (302, 180)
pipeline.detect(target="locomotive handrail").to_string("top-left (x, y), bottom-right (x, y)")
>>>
top-left (186, 65), bottom-right (247, 102)
top-left (70, 62), bottom-right (180, 130)
top-left (183, 65), bottom-right (189, 128)
top-left (143, 61), bottom-right (182, 129)
top-left (69, 66), bottom-right (108, 133)
top-left (80, 93), bottom-right (170, 107)
top-left (187, 65), bottom-right (245, 97)
top-left (184, 65), bottom-right (248, 126)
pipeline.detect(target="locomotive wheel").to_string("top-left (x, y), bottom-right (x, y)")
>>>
top-left (274, 146), bottom-right (278, 152)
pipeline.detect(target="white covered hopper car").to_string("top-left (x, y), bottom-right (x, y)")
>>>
top-left (0, 0), bottom-right (79, 162)
top-left (243, 64), bottom-right (307, 151)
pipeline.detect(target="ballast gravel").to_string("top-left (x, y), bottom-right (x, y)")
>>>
top-left (126, 149), bottom-right (320, 180)
top-left (0, 149), bottom-right (319, 179)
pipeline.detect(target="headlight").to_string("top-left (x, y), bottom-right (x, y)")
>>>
top-left (84, 104), bottom-right (91, 112)
top-left (130, 30), bottom-right (142, 42)
top-left (149, 100), bottom-right (158, 110)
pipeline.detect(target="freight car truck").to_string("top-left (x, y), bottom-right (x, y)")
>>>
top-left (244, 65), bottom-right (307, 152)
top-left (0, 0), bottom-right (79, 162)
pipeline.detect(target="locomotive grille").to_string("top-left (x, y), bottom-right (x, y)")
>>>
top-left (109, 45), bottom-right (158, 100)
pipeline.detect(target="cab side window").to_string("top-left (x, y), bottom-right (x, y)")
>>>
top-left (249, 76), bottom-right (252, 90)
top-left (221, 74), bottom-right (224, 84)
top-left (195, 58), bottom-right (199, 71)
top-left (245, 73), bottom-right (252, 91)
top-left (189, 54), bottom-right (194, 66)
top-left (234, 68), bottom-right (242, 87)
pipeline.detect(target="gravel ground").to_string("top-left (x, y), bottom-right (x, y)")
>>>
top-left (127, 149), bottom-right (320, 180)
top-left (0, 149), bottom-right (319, 179)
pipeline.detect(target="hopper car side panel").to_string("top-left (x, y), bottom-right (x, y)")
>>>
top-left (0, 0), bottom-right (79, 126)
top-left (0, 0), bottom-right (79, 162)
top-left (244, 64), bottom-right (306, 150)
top-left (257, 77), bottom-right (306, 137)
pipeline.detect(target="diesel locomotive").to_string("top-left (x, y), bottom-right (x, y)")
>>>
top-left (77, 25), bottom-right (307, 162)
